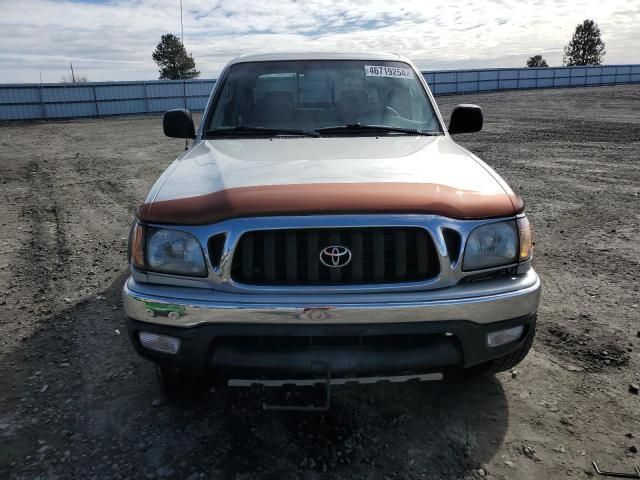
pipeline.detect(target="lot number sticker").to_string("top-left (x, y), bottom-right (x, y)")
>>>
top-left (365, 65), bottom-right (414, 79)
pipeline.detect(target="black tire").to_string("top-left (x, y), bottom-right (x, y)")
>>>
top-left (155, 364), bottom-right (187, 397)
top-left (463, 322), bottom-right (536, 377)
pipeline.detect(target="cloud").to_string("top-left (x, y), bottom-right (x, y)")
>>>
top-left (1, 0), bottom-right (639, 83)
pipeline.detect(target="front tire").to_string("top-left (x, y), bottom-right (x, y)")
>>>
top-left (155, 364), bottom-right (187, 397)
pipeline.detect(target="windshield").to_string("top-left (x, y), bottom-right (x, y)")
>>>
top-left (204, 60), bottom-right (442, 135)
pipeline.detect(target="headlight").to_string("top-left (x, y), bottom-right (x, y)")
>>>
top-left (463, 220), bottom-right (518, 271)
top-left (146, 228), bottom-right (207, 276)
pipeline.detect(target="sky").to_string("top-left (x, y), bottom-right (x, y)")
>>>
top-left (1, 0), bottom-right (639, 83)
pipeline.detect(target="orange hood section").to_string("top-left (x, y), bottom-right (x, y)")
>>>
top-left (137, 182), bottom-right (524, 225)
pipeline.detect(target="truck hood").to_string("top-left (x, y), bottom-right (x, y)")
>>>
top-left (138, 136), bottom-right (523, 225)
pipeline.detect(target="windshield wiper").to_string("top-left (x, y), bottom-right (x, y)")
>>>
top-left (205, 125), bottom-right (319, 138)
top-left (315, 123), bottom-right (437, 136)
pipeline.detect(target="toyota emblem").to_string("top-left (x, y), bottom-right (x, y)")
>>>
top-left (319, 245), bottom-right (352, 268)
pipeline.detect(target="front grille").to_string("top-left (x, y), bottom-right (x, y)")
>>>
top-left (229, 227), bottom-right (439, 286)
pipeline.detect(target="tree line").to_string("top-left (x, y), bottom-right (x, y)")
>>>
top-left (150, 18), bottom-right (608, 80)
top-left (527, 19), bottom-right (606, 68)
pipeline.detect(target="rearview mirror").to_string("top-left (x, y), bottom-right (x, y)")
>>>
top-left (163, 109), bottom-right (196, 139)
top-left (448, 104), bottom-right (483, 134)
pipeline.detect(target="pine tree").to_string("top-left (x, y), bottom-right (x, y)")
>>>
top-left (563, 20), bottom-right (606, 66)
top-left (526, 55), bottom-right (549, 67)
top-left (152, 33), bottom-right (200, 80)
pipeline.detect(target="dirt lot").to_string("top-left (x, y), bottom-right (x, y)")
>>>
top-left (1, 84), bottom-right (639, 480)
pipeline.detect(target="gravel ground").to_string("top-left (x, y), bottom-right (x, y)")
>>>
top-left (1, 84), bottom-right (639, 480)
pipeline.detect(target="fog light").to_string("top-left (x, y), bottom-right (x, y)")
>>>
top-left (139, 331), bottom-right (181, 354)
top-left (487, 325), bottom-right (524, 348)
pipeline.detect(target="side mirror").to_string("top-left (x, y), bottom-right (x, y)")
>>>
top-left (163, 109), bottom-right (196, 138)
top-left (448, 104), bottom-right (483, 134)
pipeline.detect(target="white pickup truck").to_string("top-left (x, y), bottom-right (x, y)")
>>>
top-left (123, 52), bottom-right (540, 399)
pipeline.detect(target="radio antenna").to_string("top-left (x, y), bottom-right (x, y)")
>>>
top-left (180, 0), bottom-right (188, 150)
top-left (180, 0), bottom-right (184, 42)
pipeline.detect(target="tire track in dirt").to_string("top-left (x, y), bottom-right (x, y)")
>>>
top-left (3, 160), bottom-right (73, 336)
top-left (22, 161), bottom-right (71, 277)
top-left (73, 155), bottom-right (141, 212)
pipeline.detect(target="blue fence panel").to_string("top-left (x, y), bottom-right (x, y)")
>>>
top-left (519, 78), bottom-right (537, 88)
top-left (498, 79), bottom-right (518, 89)
top-left (95, 84), bottom-right (145, 101)
top-left (457, 82), bottom-right (477, 93)
top-left (498, 70), bottom-right (519, 80)
top-left (185, 81), bottom-right (216, 96)
top-left (434, 83), bottom-right (456, 94)
top-left (433, 72), bottom-right (457, 84)
top-left (42, 86), bottom-right (94, 102)
top-left (537, 78), bottom-right (553, 88)
top-left (186, 97), bottom-right (208, 111)
top-left (456, 70), bottom-right (479, 82)
top-left (1, 65), bottom-right (638, 120)
top-left (0, 87), bottom-right (42, 104)
top-left (519, 69), bottom-right (537, 79)
top-left (536, 68), bottom-right (554, 78)
top-left (478, 79), bottom-right (498, 91)
top-left (478, 70), bottom-right (498, 81)
top-left (586, 75), bottom-right (601, 85)
top-left (45, 102), bottom-right (97, 118)
top-left (145, 82), bottom-right (184, 98)
top-left (98, 99), bottom-right (146, 116)
top-left (569, 68), bottom-right (585, 86)
top-left (147, 97), bottom-right (186, 112)
top-left (422, 73), bottom-right (435, 84)
top-left (0, 103), bottom-right (43, 120)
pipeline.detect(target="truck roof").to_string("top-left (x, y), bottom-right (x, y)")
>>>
top-left (227, 51), bottom-right (409, 65)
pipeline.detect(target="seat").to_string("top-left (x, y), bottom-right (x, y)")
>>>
top-left (336, 89), bottom-right (369, 123)
top-left (251, 91), bottom-right (294, 125)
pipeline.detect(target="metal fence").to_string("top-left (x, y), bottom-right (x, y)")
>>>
top-left (422, 64), bottom-right (640, 95)
top-left (1, 64), bottom-right (639, 121)
top-left (0, 79), bottom-right (217, 121)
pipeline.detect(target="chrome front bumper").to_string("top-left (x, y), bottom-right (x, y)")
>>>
top-left (122, 268), bottom-right (540, 328)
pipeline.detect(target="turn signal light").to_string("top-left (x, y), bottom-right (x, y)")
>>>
top-left (487, 325), bottom-right (524, 348)
top-left (131, 224), bottom-right (146, 269)
top-left (139, 331), bottom-right (180, 354)
top-left (517, 216), bottom-right (533, 261)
